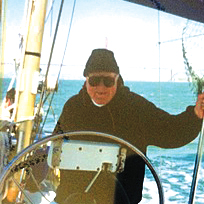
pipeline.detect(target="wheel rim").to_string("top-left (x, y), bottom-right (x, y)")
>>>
top-left (0, 131), bottom-right (164, 204)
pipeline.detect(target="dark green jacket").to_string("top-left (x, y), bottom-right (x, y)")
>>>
top-left (53, 85), bottom-right (202, 204)
top-left (54, 85), bottom-right (201, 152)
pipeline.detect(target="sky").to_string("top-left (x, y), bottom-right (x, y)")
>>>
top-left (2, 0), bottom-right (204, 82)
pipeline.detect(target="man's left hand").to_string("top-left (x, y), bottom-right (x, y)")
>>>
top-left (194, 93), bottom-right (204, 119)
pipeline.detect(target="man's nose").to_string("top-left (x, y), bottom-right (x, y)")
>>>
top-left (97, 79), bottom-right (106, 88)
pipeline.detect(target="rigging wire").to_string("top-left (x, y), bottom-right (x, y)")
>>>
top-left (188, 121), bottom-right (204, 204)
top-left (160, 33), bottom-right (204, 44)
top-left (39, 0), bottom-right (77, 135)
top-left (35, 0), bottom-right (65, 138)
top-left (45, 0), bottom-right (56, 23)
top-left (50, 0), bottom-right (54, 36)
top-left (57, 0), bottom-right (77, 72)
top-left (156, 9), bottom-right (163, 179)
top-left (157, 10), bottom-right (161, 94)
top-left (45, 0), bottom-right (56, 37)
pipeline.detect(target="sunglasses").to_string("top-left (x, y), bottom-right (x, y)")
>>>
top-left (88, 76), bottom-right (117, 87)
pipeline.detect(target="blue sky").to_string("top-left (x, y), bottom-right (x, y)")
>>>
top-left (3, 0), bottom-right (204, 81)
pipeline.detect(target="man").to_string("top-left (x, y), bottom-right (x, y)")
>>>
top-left (1, 88), bottom-right (15, 120)
top-left (53, 49), bottom-right (204, 203)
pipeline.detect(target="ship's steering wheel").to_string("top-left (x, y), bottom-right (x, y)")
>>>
top-left (0, 131), bottom-right (164, 204)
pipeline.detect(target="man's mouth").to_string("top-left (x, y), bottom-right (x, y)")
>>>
top-left (96, 92), bottom-right (107, 96)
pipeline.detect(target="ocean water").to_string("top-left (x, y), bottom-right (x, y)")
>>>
top-left (1, 78), bottom-right (204, 203)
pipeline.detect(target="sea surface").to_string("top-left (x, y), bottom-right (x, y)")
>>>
top-left (1, 78), bottom-right (204, 203)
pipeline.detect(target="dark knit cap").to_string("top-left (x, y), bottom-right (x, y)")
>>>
top-left (83, 49), bottom-right (120, 76)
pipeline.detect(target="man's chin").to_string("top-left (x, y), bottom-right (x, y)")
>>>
top-left (94, 98), bottom-right (108, 105)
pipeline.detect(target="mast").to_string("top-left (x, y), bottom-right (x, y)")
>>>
top-left (6, 0), bottom-right (48, 202)
top-left (15, 0), bottom-right (48, 150)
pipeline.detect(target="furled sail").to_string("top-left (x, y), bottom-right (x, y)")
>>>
top-left (125, 0), bottom-right (204, 23)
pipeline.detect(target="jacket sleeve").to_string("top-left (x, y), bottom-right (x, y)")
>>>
top-left (52, 97), bottom-right (77, 134)
top-left (138, 98), bottom-right (203, 149)
top-left (52, 105), bottom-right (67, 134)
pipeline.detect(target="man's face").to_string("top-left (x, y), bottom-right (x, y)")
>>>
top-left (86, 72), bottom-right (118, 105)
